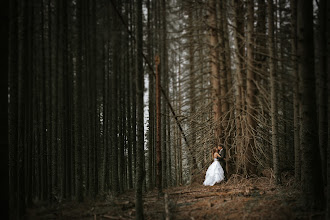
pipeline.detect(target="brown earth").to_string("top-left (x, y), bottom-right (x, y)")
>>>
top-left (25, 173), bottom-right (325, 220)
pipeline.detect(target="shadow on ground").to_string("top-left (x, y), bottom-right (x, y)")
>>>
top-left (26, 173), bottom-right (325, 220)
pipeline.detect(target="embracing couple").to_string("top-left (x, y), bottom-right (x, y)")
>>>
top-left (203, 145), bottom-right (227, 186)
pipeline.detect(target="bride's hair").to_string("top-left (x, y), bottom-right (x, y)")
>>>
top-left (212, 147), bottom-right (217, 154)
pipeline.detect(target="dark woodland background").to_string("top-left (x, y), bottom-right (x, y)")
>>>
top-left (4, 0), bottom-right (330, 219)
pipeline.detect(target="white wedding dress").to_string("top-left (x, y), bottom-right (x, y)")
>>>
top-left (203, 159), bottom-right (225, 186)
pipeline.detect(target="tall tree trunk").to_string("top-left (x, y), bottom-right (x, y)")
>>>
top-left (325, 0), bottom-right (330, 218)
top-left (9, 0), bottom-right (19, 218)
top-left (245, 0), bottom-right (257, 175)
top-left (290, 0), bottom-right (300, 182)
top-left (61, 0), bottom-right (70, 198)
top-left (26, 0), bottom-right (34, 205)
top-left (221, 0), bottom-right (233, 172)
top-left (46, 0), bottom-right (53, 201)
top-left (125, 1), bottom-right (133, 190)
top-left (155, 55), bottom-right (162, 195)
top-left (135, 0), bottom-right (145, 218)
top-left (172, 61), bottom-right (178, 186)
top-left (218, 0), bottom-right (230, 176)
top-left (75, 0), bottom-right (84, 202)
top-left (178, 58), bottom-right (183, 185)
top-left (217, 0), bottom-right (228, 138)
top-left (131, 2), bottom-right (137, 183)
top-left (1, 0), bottom-right (9, 215)
top-left (208, 0), bottom-right (221, 143)
top-left (110, 1), bottom-right (120, 195)
top-left (117, 5), bottom-right (125, 192)
top-left (126, 0), bottom-right (134, 190)
top-left (100, 31), bottom-right (107, 194)
top-left (188, 4), bottom-right (197, 172)
top-left (21, 0), bottom-right (32, 212)
top-left (317, 0), bottom-right (328, 188)
top-left (147, 0), bottom-right (154, 190)
top-left (233, 0), bottom-right (245, 174)
top-left (297, 0), bottom-right (324, 209)
top-left (56, 0), bottom-right (64, 199)
top-left (324, 1), bottom-right (330, 215)
top-left (267, 0), bottom-right (280, 184)
top-left (161, 0), bottom-right (167, 189)
top-left (49, 0), bottom-right (57, 202)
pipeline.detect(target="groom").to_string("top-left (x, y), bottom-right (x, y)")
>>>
top-left (217, 145), bottom-right (227, 181)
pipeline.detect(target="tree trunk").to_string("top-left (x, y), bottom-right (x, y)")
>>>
top-left (245, 0), bottom-right (257, 175)
top-left (155, 55), bottom-right (162, 195)
top-left (218, 0), bottom-right (230, 176)
top-left (135, 0), bottom-right (145, 218)
top-left (188, 4), bottom-right (197, 173)
top-left (147, 0), bottom-right (153, 190)
top-left (326, 0), bottom-right (330, 217)
top-left (178, 58), bottom-right (183, 185)
top-left (221, 1), bottom-right (233, 172)
top-left (297, 0), bottom-right (324, 209)
top-left (217, 0), bottom-right (228, 137)
top-left (127, 0), bottom-right (134, 190)
top-left (208, 0), bottom-right (221, 143)
top-left (161, 0), bottom-right (167, 189)
top-left (110, 1), bottom-right (120, 195)
top-left (233, 0), bottom-right (245, 174)
top-left (290, 0), bottom-right (300, 182)
top-left (267, 0), bottom-right (280, 184)
top-left (325, 1), bottom-right (330, 215)
top-left (317, 0), bottom-right (328, 188)
top-left (9, 0), bottom-right (19, 218)
top-left (75, 0), bottom-right (83, 202)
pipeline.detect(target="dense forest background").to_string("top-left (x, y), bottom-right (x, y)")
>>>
top-left (6, 0), bottom-right (329, 219)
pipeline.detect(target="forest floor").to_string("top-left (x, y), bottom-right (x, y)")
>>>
top-left (26, 171), bottom-right (325, 220)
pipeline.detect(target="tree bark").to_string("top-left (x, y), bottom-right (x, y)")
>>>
top-left (245, 0), bottom-right (257, 175)
top-left (110, 1), bottom-right (120, 195)
top-left (155, 55), bottom-right (162, 195)
top-left (75, 0), bottom-right (84, 202)
top-left (161, 0), bottom-right (167, 189)
top-left (297, 0), bottom-right (324, 209)
top-left (208, 0), bottom-right (221, 143)
top-left (290, 0), bottom-right (300, 182)
top-left (188, 4), bottom-right (197, 173)
top-left (317, 0), bottom-right (328, 188)
top-left (267, 0), bottom-right (280, 184)
top-left (326, 0), bottom-right (330, 218)
top-left (135, 0), bottom-right (145, 218)
top-left (233, 0), bottom-right (245, 174)
top-left (147, 0), bottom-right (153, 190)
top-left (9, 0), bottom-right (19, 218)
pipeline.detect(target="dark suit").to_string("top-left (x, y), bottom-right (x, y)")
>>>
top-left (217, 148), bottom-right (227, 180)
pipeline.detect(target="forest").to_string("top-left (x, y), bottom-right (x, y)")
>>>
top-left (6, 0), bottom-right (329, 219)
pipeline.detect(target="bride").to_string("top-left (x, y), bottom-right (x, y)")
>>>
top-left (203, 147), bottom-right (225, 186)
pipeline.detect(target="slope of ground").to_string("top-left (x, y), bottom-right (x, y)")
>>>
top-left (26, 173), bottom-right (325, 219)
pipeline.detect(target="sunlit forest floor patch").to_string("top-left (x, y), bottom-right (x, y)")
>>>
top-left (26, 174), bottom-right (324, 220)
